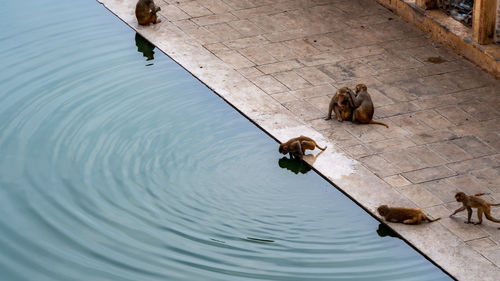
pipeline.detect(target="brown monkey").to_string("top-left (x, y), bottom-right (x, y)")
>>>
top-left (325, 87), bottom-right (354, 122)
top-left (279, 136), bottom-right (327, 159)
top-left (135, 0), bottom-right (161, 26)
top-left (377, 205), bottom-right (441, 224)
top-left (450, 192), bottom-right (500, 227)
top-left (348, 84), bottom-right (389, 128)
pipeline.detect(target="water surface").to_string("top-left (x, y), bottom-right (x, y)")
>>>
top-left (0, 1), bottom-right (453, 280)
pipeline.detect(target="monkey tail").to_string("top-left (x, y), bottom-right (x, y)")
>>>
top-left (474, 192), bottom-right (489, 196)
top-left (485, 213), bottom-right (500, 223)
top-left (426, 216), bottom-right (441, 223)
top-left (489, 203), bottom-right (500, 207)
top-left (316, 144), bottom-right (327, 151)
top-left (369, 120), bottom-right (389, 128)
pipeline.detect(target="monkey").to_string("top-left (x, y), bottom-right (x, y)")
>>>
top-left (377, 205), bottom-right (441, 225)
top-left (449, 192), bottom-right (500, 228)
top-left (279, 136), bottom-right (327, 159)
top-left (347, 84), bottom-right (389, 128)
top-left (135, 0), bottom-right (161, 26)
top-left (324, 87), bottom-right (354, 122)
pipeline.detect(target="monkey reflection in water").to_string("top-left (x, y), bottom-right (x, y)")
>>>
top-left (135, 33), bottom-right (155, 64)
top-left (278, 157), bottom-right (312, 174)
top-left (376, 223), bottom-right (399, 238)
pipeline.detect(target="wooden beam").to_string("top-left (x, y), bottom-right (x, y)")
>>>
top-left (473, 0), bottom-right (498, 44)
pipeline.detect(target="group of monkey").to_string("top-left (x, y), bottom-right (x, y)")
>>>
top-left (134, 0), bottom-right (500, 230)
top-left (280, 136), bottom-right (500, 229)
top-left (278, 83), bottom-right (386, 160)
top-left (378, 192), bottom-right (500, 228)
top-left (278, 83), bottom-right (392, 162)
top-left (279, 85), bottom-right (500, 229)
top-left (279, 139), bottom-right (500, 229)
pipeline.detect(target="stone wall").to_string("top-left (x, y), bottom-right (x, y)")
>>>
top-left (497, 0), bottom-right (500, 42)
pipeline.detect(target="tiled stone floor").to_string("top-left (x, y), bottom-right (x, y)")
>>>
top-left (100, 0), bottom-right (500, 280)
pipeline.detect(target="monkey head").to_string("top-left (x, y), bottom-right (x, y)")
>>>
top-left (355, 83), bottom-right (367, 93)
top-left (337, 91), bottom-right (349, 107)
top-left (377, 205), bottom-right (389, 216)
top-left (455, 192), bottom-right (466, 202)
top-left (337, 87), bottom-right (354, 108)
top-left (279, 143), bottom-right (288, 154)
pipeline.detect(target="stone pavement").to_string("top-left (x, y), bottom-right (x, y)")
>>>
top-left (99, 0), bottom-right (500, 280)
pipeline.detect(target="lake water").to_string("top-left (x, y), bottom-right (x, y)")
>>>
top-left (0, 0), bottom-right (453, 280)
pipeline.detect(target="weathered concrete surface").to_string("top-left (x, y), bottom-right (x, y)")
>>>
top-left (375, 0), bottom-right (500, 78)
top-left (98, 0), bottom-right (500, 280)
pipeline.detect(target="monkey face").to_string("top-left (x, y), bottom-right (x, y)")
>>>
top-left (341, 98), bottom-right (350, 107)
top-left (377, 205), bottom-right (389, 216)
top-left (455, 192), bottom-right (465, 202)
top-left (355, 84), bottom-right (367, 93)
top-left (279, 144), bottom-right (288, 154)
top-left (337, 93), bottom-right (347, 107)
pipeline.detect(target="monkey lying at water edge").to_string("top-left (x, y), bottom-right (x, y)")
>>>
top-left (450, 192), bottom-right (500, 229)
top-left (136, 0), bottom-right (161, 26)
top-left (279, 136), bottom-right (327, 160)
top-left (348, 84), bottom-right (389, 128)
top-left (377, 205), bottom-right (441, 224)
top-left (325, 87), bottom-right (354, 122)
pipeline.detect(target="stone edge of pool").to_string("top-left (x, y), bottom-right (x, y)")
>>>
top-left (97, 1), bottom-right (499, 280)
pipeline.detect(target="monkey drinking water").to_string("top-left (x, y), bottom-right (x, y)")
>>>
top-left (325, 87), bottom-right (354, 122)
top-left (348, 84), bottom-right (389, 128)
top-left (377, 205), bottom-right (440, 225)
top-left (450, 192), bottom-right (500, 228)
top-left (279, 136), bottom-right (326, 159)
top-left (135, 0), bottom-right (161, 26)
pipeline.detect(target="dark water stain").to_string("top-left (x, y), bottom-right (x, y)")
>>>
top-left (426, 56), bottom-right (446, 64)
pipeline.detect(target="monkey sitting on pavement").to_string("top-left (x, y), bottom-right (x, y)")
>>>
top-left (279, 136), bottom-right (327, 160)
top-left (325, 87), bottom-right (354, 122)
top-left (377, 205), bottom-right (440, 225)
top-left (136, 0), bottom-right (161, 26)
top-left (348, 84), bottom-right (389, 128)
top-left (450, 192), bottom-right (500, 228)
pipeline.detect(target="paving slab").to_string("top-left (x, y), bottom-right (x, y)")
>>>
top-left (98, 0), bottom-right (500, 280)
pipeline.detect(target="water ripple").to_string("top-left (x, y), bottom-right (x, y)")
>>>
top-left (0, 0), bottom-right (452, 280)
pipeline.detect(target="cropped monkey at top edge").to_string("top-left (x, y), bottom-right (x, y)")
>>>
top-left (135, 0), bottom-right (161, 26)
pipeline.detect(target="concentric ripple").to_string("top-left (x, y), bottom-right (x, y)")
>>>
top-left (0, 1), bottom-right (452, 280)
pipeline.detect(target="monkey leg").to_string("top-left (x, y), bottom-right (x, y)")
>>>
top-left (325, 102), bottom-right (334, 120)
top-left (474, 209), bottom-right (484, 225)
top-left (485, 211), bottom-right (500, 223)
top-left (333, 105), bottom-right (343, 122)
top-left (351, 108), bottom-right (359, 122)
top-left (465, 207), bottom-right (473, 224)
top-left (353, 109), bottom-right (370, 124)
top-left (152, 14), bottom-right (161, 24)
top-left (403, 217), bottom-right (420, 224)
top-left (450, 206), bottom-right (465, 217)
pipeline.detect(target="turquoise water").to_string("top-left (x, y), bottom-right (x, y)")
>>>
top-left (0, 0), bottom-right (453, 280)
